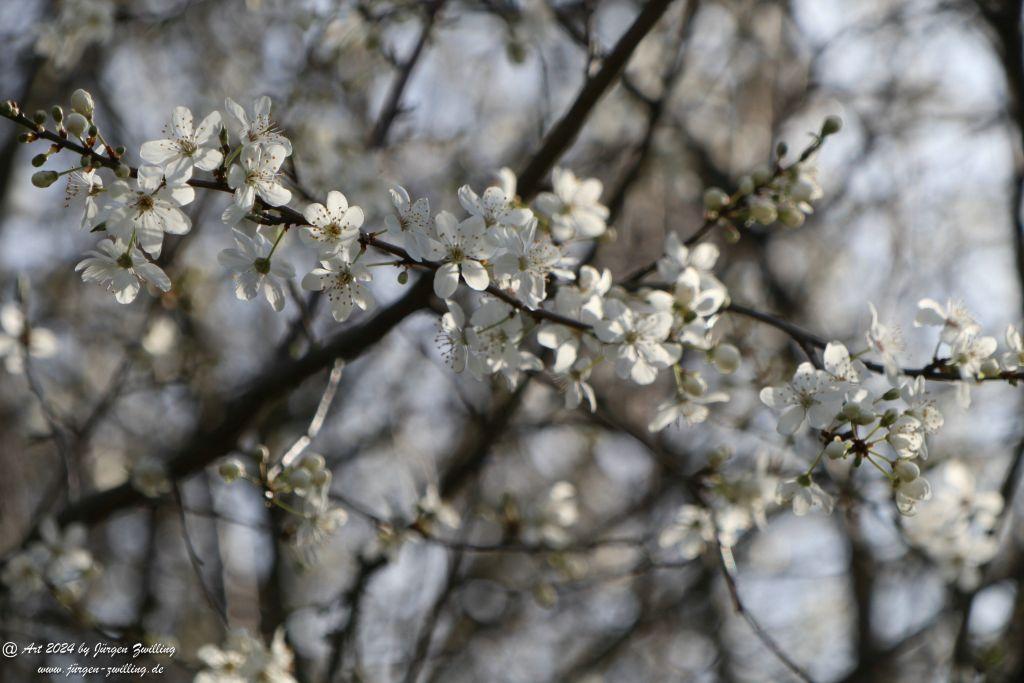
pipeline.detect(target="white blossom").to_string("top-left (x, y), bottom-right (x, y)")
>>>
top-left (76, 239), bottom-right (172, 304)
top-left (140, 106), bottom-right (223, 173)
top-left (383, 185), bottom-right (433, 261)
top-left (777, 476), bottom-right (834, 515)
top-left (492, 219), bottom-right (574, 308)
top-left (648, 389), bottom-right (729, 432)
top-left (436, 300), bottom-right (470, 372)
top-left (657, 233), bottom-right (720, 282)
top-left (951, 331), bottom-right (997, 379)
top-left (536, 265), bottom-right (610, 373)
top-left (0, 304), bottom-right (57, 375)
top-left (104, 164), bottom-right (193, 258)
top-left (223, 96), bottom-right (292, 155)
top-left (534, 167), bottom-right (609, 241)
top-left (223, 143), bottom-right (291, 225)
top-left (299, 190), bottom-right (363, 258)
top-left (458, 168), bottom-right (533, 238)
top-left (595, 299), bottom-right (681, 385)
top-left (759, 363), bottom-right (844, 435)
top-left (131, 456), bottom-right (171, 498)
top-left (466, 299), bottom-right (542, 385)
top-left (195, 629), bottom-right (296, 683)
top-left (301, 248), bottom-right (374, 322)
top-left (914, 298), bottom-right (980, 344)
top-left (64, 169), bottom-right (104, 229)
top-left (1002, 324), bottom-right (1024, 371)
top-left (658, 505), bottom-right (714, 559)
top-left (429, 211), bottom-right (493, 299)
top-left (217, 229), bottom-right (295, 311)
top-left (866, 303), bottom-right (905, 380)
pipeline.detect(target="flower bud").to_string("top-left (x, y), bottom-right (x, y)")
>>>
top-left (790, 178), bottom-right (817, 203)
top-left (397, 270), bottom-right (408, 285)
top-left (751, 166), bottom-right (772, 185)
top-left (65, 112), bottom-right (88, 138)
top-left (287, 467), bottom-right (312, 490)
top-left (778, 202), bottom-right (805, 228)
top-left (218, 458), bottom-right (245, 483)
top-left (703, 187), bottom-right (729, 211)
top-left (311, 469), bottom-right (330, 487)
top-left (748, 197), bottom-right (777, 224)
top-left (881, 388), bottom-right (901, 401)
top-left (879, 409), bottom-right (898, 427)
top-left (50, 105), bottom-right (63, 123)
top-left (70, 88), bottom-right (94, 117)
top-left (712, 343), bottom-right (741, 374)
top-left (853, 410), bottom-right (876, 426)
top-left (775, 141), bottom-right (788, 158)
top-left (894, 460), bottom-right (920, 482)
top-left (115, 164), bottom-right (131, 179)
top-left (0, 100), bottom-right (17, 117)
top-left (824, 439), bottom-right (848, 460)
top-left (33, 110), bottom-right (47, 125)
top-left (31, 171), bottom-right (59, 188)
top-left (737, 175), bottom-right (754, 196)
top-left (679, 371), bottom-right (706, 397)
top-left (821, 115), bottom-right (842, 136)
top-left (299, 453), bottom-right (326, 472)
top-left (31, 154), bottom-right (48, 168)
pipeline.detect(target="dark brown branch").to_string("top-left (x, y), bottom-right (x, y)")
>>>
top-left (516, 0), bottom-right (679, 199)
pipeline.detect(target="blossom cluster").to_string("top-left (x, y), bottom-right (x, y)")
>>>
top-left (0, 518), bottom-right (97, 604)
top-left (218, 448), bottom-right (348, 560)
top-left (761, 296), bottom-right (1023, 518)
top-left (195, 629), bottom-right (296, 683)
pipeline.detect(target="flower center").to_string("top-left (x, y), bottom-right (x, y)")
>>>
top-left (253, 257), bottom-right (271, 274)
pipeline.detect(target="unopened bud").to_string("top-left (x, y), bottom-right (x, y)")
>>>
top-left (287, 467), bottom-right (312, 490)
top-left (50, 105), bottom-right (63, 123)
top-left (70, 88), bottom-right (94, 117)
top-left (115, 164), bottom-right (131, 178)
top-left (880, 409), bottom-right (898, 427)
top-left (31, 154), bottom-right (48, 167)
top-left (33, 110), bottom-right (47, 125)
top-left (894, 460), bottom-right (920, 482)
top-left (65, 112), bottom-right (88, 138)
top-left (87, 124), bottom-right (98, 138)
top-left (397, 270), bottom-right (408, 285)
top-left (881, 388), bottom-right (901, 401)
top-left (0, 100), bottom-right (17, 117)
top-left (748, 197), bottom-right (777, 225)
top-left (114, 145), bottom-right (126, 157)
top-left (703, 187), bottom-right (730, 211)
top-left (737, 175), bottom-right (754, 196)
top-left (679, 372), bottom-right (706, 397)
top-left (712, 343), bottom-right (741, 374)
top-left (218, 458), bottom-right (245, 483)
top-left (775, 141), bottom-right (788, 158)
top-left (853, 410), bottom-right (876, 426)
top-left (778, 203), bottom-right (805, 229)
top-left (824, 439), bottom-right (848, 460)
top-left (821, 115), bottom-right (842, 136)
top-left (31, 170), bottom-right (59, 188)
top-left (299, 453), bottom-right (326, 472)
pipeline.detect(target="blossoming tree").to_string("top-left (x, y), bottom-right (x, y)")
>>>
top-left (1, 1), bottom-right (1023, 681)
